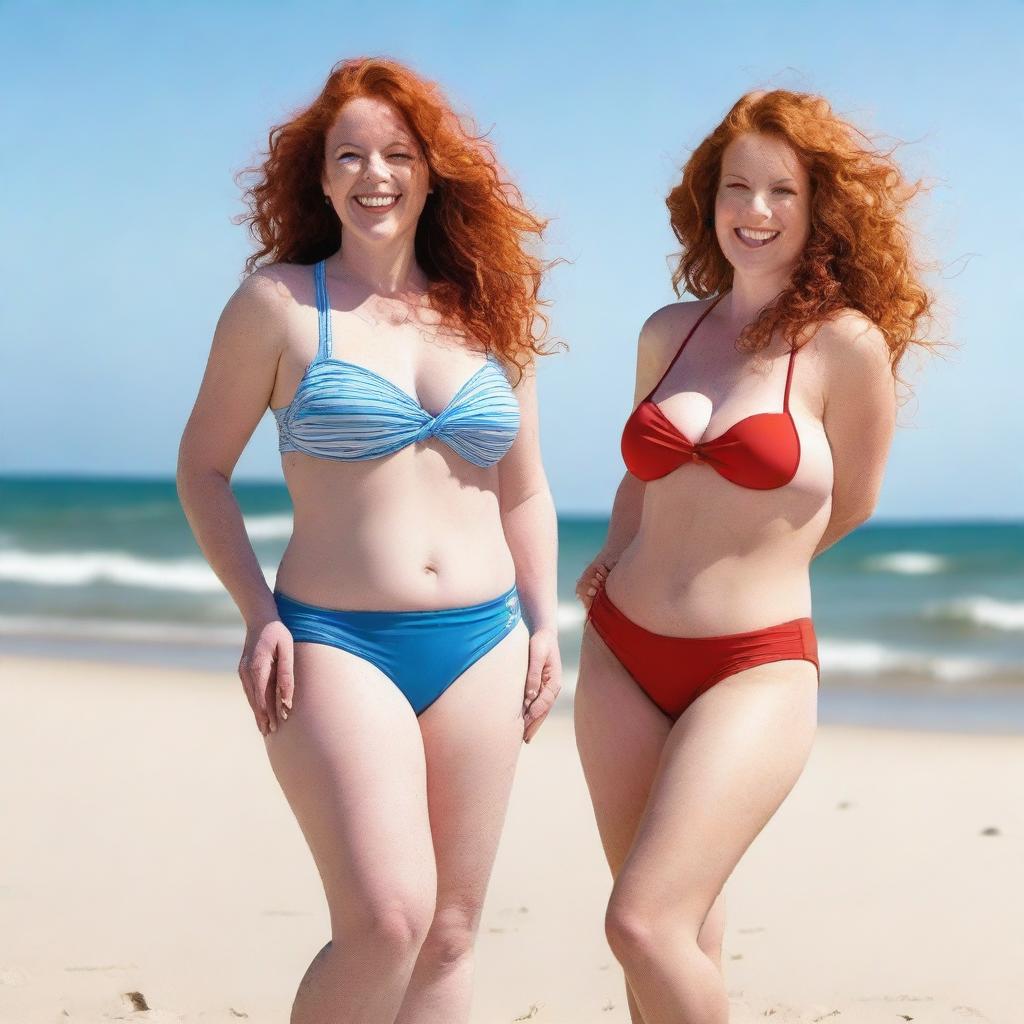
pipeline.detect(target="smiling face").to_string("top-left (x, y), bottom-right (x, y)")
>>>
top-left (714, 132), bottom-right (811, 279)
top-left (321, 95), bottom-right (432, 247)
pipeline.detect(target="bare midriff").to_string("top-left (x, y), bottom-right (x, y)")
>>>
top-left (605, 404), bottom-right (834, 637)
top-left (274, 447), bottom-right (515, 611)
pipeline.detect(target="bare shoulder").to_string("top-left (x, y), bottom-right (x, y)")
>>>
top-left (629, 297), bottom-right (717, 401)
top-left (216, 262), bottom-right (310, 353)
top-left (637, 297), bottom-right (715, 364)
top-left (805, 307), bottom-right (892, 377)
top-left (501, 353), bottom-right (535, 395)
top-left (231, 262), bottom-right (307, 317)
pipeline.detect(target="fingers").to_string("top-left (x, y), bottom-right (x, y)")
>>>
top-left (276, 643), bottom-right (295, 720)
top-left (264, 658), bottom-right (280, 734)
top-left (523, 641), bottom-right (561, 743)
top-left (522, 641), bottom-right (545, 710)
top-left (239, 625), bottom-right (296, 738)
top-left (252, 653), bottom-right (276, 735)
top-left (575, 561), bottom-right (609, 608)
top-left (236, 647), bottom-right (276, 737)
top-left (523, 681), bottom-right (560, 743)
top-left (238, 653), bottom-right (272, 737)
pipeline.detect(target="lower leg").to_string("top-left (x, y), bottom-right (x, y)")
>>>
top-left (620, 889), bottom-right (725, 1024)
top-left (608, 905), bottom-right (730, 1024)
top-left (290, 904), bottom-right (432, 1024)
top-left (625, 980), bottom-right (646, 1024)
top-left (394, 906), bottom-right (479, 1024)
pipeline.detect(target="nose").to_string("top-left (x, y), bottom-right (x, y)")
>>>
top-left (748, 191), bottom-right (772, 218)
top-left (363, 151), bottom-right (390, 182)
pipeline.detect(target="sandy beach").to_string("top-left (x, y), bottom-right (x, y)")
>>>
top-left (1, 654), bottom-right (1020, 1024)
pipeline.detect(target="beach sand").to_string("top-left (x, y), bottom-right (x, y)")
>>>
top-left (1, 654), bottom-right (1020, 1023)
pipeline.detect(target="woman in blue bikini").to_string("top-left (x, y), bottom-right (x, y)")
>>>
top-left (176, 57), bottom-right (561, 1024)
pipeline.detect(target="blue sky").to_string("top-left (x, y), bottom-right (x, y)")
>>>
top-left (2, 0), bottom-right (1019, 518)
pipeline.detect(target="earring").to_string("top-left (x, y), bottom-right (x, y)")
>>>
top-left (324, 196), bottom-right (331, 206)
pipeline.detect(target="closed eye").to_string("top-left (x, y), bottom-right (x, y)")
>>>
top-left (727, 183), bottom-right (795, 195)
top-left (338, 152), bottom-right (414, 162)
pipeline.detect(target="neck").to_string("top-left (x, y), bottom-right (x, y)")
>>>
top-left (330, 235), bottom-right (429, 296)
top-left (720, 268), bottom-right (793, 328)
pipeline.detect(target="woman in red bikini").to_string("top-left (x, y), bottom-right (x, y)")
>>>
top-left (574, 90), bottom-right (934, 1023)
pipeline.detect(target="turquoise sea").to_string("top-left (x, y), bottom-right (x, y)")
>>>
top-left (2, 476), bottom-right (1023, 731)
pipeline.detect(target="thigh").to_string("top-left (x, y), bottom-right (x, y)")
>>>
top-left (617, 659), bottom-right (819, 927)
top-left (264, 641), bottom-right (436, 931)
top-left (417, 619), bottom-right (530, 915)
top-left (574, 619), bottom-right (673, 874)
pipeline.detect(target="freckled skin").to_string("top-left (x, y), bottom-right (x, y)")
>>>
top-left (575, 129), bottom-right (895, 1024)
top-left (715, 132), bottom-right (812, 274)
top-left (271, 96), bottom-right (519, 611)
top-left (181, 86), bottom-right (557, 1024)
top-left (611, 134), bottom-right (831, 637)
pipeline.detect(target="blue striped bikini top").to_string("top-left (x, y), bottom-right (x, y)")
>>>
top-left (272, 260), bottom-right (520, 468)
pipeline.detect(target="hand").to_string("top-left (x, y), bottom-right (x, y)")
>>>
top-left (522, 627), bottom-right (562, 744)
top-left (238, 617), bottom-right (295, 737)
top-left (575, 553), bottom-right (615, 611)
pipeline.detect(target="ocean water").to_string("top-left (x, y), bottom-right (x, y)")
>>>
top-left (2, 476), bottom-right (1023, 728)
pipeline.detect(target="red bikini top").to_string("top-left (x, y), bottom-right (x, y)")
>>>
top-left (621, 293), bottom-right (801, 490)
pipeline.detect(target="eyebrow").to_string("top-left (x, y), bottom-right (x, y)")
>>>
top-left (723, 173), bottom-right (798, 186)
top-left (333, 138), bottom-right (414, 151)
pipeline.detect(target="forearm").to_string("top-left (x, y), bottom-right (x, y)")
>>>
top-left (500, 486), bottom-right (559, 634)
top-left (598, 472), bottom-right (645, 564)
top-left (176, 468), bottom-right (278, 626)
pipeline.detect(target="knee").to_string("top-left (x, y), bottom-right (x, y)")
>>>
top-left (605, 891), bottom-right (660, 968)
top-left (419, 898), bottom-right (485, 969)
top-left (605, 888), bottom-right (702, 971)
top-left (340, 891), bottom-right (436, 957)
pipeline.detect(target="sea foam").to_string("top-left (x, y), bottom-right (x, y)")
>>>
top-left (0, 550), bottom-right (277, 591)
top-left (863, 551), bottom-right (948, 575)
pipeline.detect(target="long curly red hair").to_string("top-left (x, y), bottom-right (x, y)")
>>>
top-left (667, 89), bottom-right (940, 379)
top-left (236, 57), bottom-right (559, 378)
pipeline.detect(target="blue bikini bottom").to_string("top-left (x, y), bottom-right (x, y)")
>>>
top-left (273, 583), bottom-right (523, 715)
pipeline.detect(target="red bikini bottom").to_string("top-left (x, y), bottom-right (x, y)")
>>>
top-left (586, 582), bottom-right (820, 720)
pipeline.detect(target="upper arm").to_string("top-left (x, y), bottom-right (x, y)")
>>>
top-left (497, 360), bottom-right (549, 509)
top-left (177, 270), bottom-right (289, 481)
top-left (819, 312), bottom-right (897, 517)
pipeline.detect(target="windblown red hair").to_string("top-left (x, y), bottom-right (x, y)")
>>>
top-left (667, 89), bottom-right (938, 379)
top-left (236, 57), bottom-right (558, 378)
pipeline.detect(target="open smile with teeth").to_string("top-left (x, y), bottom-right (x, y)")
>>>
top-left (354, 194), bottom-right (401, 210)
top-left (735, 226), bottom-right (780, 248)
